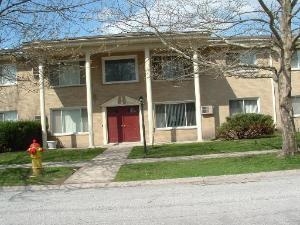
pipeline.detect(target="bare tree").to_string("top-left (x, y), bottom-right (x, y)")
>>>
top-left (0, 0), bottom-right (105, 49)
top-left (99, 0), bottom-right (300, 155)
top-left (258, 0), bottom-right (300, 156)
top-left (0, 0), bottom-right (105, 93)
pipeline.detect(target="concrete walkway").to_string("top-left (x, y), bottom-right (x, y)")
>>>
top-left (64, 144), bottom-right (132, 184)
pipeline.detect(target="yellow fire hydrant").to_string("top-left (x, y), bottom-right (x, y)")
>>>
top-left (27, 139), bottom-right (44, 176)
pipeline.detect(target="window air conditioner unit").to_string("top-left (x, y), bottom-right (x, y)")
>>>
top-left (34, 115), bottom-right (41, 121)
top-left (201, 105), bottom-right (213, 115)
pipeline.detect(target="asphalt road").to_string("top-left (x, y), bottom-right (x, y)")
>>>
top-left (1, 173), bottom-right (300, 225)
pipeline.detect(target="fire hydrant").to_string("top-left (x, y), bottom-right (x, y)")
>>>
top-left (27, 139), bottom-right (44, 176)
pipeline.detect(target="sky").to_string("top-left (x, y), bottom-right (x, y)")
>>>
top-left (1, 0), bottom-right (299, 49)
top-left (98, 0), bottom-right (279, 36)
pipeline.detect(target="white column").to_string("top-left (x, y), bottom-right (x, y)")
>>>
top-left (269, 52), bottom-right (277, 125)
top-left (271, 79), bottom-right (277, 125)
top-left (102, 107), bottom-right (108, 145)
top-left (85, 52), bottom-right (94, 148)
top-left (193, 50), bottom-right (203, 141)
top-left (38, 63), bottom-right (47, 148)
top-left (145, 47), bottom-right (154, 144)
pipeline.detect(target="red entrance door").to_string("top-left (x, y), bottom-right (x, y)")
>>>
top-left (107, 106), bottom-right (140, 143)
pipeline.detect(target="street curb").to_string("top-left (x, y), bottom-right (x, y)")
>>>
top-left (1, 169), bottom-right (300, 192)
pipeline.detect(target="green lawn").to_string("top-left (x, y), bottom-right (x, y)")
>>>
top-left (128, 135), bottom-right (287, 159)
top-left (0, 167), bottom-right (77, 186)
top-left (0, 148), bottom-right (105, 165)
top-left (116, 153), bottom-right (300, 181)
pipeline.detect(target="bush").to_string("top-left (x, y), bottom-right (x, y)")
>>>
top-left (217, 113), bottom-right (275, 140)
top-left (0, 121), bottom-right (42, 153)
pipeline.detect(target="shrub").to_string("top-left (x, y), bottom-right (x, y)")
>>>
top-left (0, 121), bottom-right (42, 152)
top-left (217, 113), bottom-right (275, 140)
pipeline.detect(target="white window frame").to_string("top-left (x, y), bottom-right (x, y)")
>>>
top-left (50, 59), bottom-right (86, 88)
top-left (154, 101), bottom-right (197, 130)
top-left (0, 110), bottom-right (18, 121)
top-left (229, 98), bottom-right (260, 116)
top-left (292, 50), bottom-right (300, 70)
top-left (102, 55), bottom-right (139, 84)
top-left (50, 107), bottom-right (88, 135)
top-left (0, 64), bottom-right (17, 86)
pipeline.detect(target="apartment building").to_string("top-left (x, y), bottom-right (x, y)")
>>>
top-left (0, 32), bottom-right (299, 148)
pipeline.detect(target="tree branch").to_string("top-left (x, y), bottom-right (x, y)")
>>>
top-left (0, 0), bottom-right (31, 16)
top-left (258, 0), bottom-right (283, 47)
top-left (291, 0), bottom-right (298, 9)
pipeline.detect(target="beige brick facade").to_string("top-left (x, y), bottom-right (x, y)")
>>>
top-left (0, 65), bottom-right (40, 120)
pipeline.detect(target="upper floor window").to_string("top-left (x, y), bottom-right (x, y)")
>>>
top-left (292, 50), bottom-right (300, 69)
top-left (49, 61), bottom-right (85, 87)
top-left (0, 64), bottom-right (17, 85)
top-left (229, 98), bottom-right (259, 115)
top-left (51, 108), bottom-right (88, 134)
top-left (155, 102), bottom-right (196, 128)
top-left (226, 52), bottom-right (256, 65)
top-left (102, 55), bottom-right (138, 84)
top-left (152, 55), bottom-right (192, 80)
top-left (292, 96), bottom-right (300, 116)
top-left (0, 111), bottom-right (17, 121)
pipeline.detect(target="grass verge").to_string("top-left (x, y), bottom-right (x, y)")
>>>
top-left (0, 148), bottom-right (105, 165)
top-left (128, 135), bottom-right (286, 159)
top-left (116, 153), bottom-right (300, 181)
top-left (0, 167), bottom-right (77, 186)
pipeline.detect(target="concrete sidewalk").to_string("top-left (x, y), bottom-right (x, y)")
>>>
top-left (0, 148), bottom-right (281, 185)
top-left (2, 169), bottom-right (300, 192)
top-left (0, 161), bottom-right (89, 169)
top-left (63, 148), bottom-right (279, 184)
top-left (64, 144), bottom-right (132, 184)
top-left (1, 148), bottom-right (280, 185)
top-left (126, 149), bottom-right (280, 164)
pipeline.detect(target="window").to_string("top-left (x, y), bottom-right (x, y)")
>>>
top-left (0, 111), bottom-right (17, 121)
top-left (155, 102), bottom-right (196, 128)
top-left (103, 56), bottom-right (138, 83)
top-left (0, 64), bottom-right (17, 85)
top-left (51, 108), bottom-right (88, 134)
top-left (292, 50), bottom-right (300, 69)
top-left (49, 61), bottom-right (85, 86)
top-left (226, 52), bottom-right (256, 65)
top-left (152, 55), bottom-right (192, 80)
top-left (292, 96), bottom-right (300, 116)
top-left (229, 99), bottom-right (259, 115)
